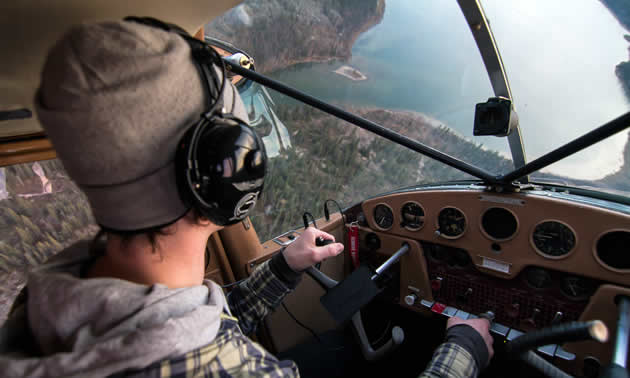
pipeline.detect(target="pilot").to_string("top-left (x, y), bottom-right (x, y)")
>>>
top-left (0, 19), bottom-right (493, 377)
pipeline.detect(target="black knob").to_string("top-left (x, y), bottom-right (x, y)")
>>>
top-left (365, 233), bottom-right (381, 251)
top-left (316, 237), bottom-right (334, 246)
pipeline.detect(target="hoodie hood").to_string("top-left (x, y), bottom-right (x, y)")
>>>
top-left (0, 241), bottom-right (227, 378)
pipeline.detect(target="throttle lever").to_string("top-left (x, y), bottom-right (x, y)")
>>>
top-left (306, 266), bottom-right (337, 289)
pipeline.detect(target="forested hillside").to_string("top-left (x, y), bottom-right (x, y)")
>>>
top-left (599, 0), bottom-right (630, 189)
top-left (248, 104), bottom-right (514, 242)
top-left (206, 0), bottom-right (385, 73)
top-left (0, 160), bottom-right (97, 319)
top-left (601, 0), bottom-right (630, 98)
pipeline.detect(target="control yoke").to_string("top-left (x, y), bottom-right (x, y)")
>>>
top-left (599, 296), bottom-right (630, 378)
top-left (307, 242), bottom-right (410, 361)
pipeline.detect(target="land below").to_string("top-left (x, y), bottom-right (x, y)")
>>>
top-left (206, 0), bottom-right (385, 74)
top-left (598, 0), bottom-right (630, 191)
top-left (208, 0), bottom-right (630, 195)
top-left (3, 0), bottom-right (630, 322)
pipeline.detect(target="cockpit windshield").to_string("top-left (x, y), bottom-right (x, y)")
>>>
top-left (207, 0), bottom-right (630, 238)
top-left (483, 0), bottom-right (630, 194)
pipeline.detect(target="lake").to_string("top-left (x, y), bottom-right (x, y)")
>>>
top-left (269, 0), bottom-right (630, 182)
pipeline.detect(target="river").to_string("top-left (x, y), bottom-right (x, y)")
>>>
top-left (269, 0), bottom-right (630, 182)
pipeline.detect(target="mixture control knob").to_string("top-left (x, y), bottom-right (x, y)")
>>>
top-left (524, 308), bottom-right (541, 328)
top-left (404, 294), bottom-right (418, 306)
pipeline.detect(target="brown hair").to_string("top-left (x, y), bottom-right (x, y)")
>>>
top-left (101, 208), bottom-right (207, 252)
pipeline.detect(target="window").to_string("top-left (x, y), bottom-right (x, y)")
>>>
top-left (0, 159), bottom-right (96, 319)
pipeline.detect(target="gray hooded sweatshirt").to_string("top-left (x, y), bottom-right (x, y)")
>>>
top-left (0, 242), bottom-right (227, 377)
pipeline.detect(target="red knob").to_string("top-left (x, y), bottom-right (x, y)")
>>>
top-left (431, 278), bottom-right (443, 291)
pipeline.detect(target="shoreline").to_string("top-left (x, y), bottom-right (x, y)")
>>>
top-left (258, 0), bottom-right (386, 74)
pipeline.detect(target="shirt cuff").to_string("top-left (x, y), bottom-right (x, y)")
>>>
top-left (445, 324), bottom-right (490, 370)
top-left (268, 249), bottom-right (302, 289)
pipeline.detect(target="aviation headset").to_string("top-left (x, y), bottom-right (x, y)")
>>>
top-left (124, 16), bottom-right (267, 227)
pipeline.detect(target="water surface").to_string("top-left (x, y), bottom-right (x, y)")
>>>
top-left (270, 0), bottom-right (630, 181)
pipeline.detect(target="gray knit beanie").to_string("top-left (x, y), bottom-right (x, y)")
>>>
top-left (35, 20), bottom-right (247, 231)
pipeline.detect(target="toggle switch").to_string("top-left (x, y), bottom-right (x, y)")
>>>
top-left (552, 311), bottom-right (563, 325)
top-left (457, 288), bottom-right (473, 305)
top-left (524, 308), bottom-right (541, 328)
top-left (431, 277), bottom-right (443, 292)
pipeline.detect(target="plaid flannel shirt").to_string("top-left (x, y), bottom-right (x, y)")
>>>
top-left (118, 259), bottom-right (300, 378)
top-left (420, 342), bottom-right (478, 378)
top-left (117, 260), bottom-right (479, 378)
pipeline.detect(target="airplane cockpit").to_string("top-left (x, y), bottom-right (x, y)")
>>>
top-left (1, 0), bottom-right (630, 377)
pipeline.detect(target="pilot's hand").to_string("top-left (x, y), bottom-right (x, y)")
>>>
top-left (447, 316), bottom-right (494, 366)
top-left (282, 227), bottom-right (344, 271)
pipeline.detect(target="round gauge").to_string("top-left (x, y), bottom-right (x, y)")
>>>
top-left (401, 202), bottom-right (425, 231)
top-left (481, 207), bottom-right (518, 241)
top-left (595, 230), bottom-right (630, 272)
top-left (525, 267), bottom-right (552, 289)
top-left (437, 207), bottom-right (467, 239)
top-left (531, 220), bottom-right (577, 259)
top-left (373, 204), bottom-right (394, 230)
top-left (561, 276), bottom-right (595, 301)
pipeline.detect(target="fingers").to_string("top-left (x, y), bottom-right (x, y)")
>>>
top-left (322, 242), bottom-right (344, 258)
top-left (307, 228), bottom-right (343, 258)
top-left (446, 316), bottom-right (467, 328)
top-left (486, 334), bottom-right (495, 359)
top-left (304, 226), bottom-right (336, 243)
top-left (309, 241), bottom-right (344, 262)
top-left (283, 227), bottom-right (344, 271)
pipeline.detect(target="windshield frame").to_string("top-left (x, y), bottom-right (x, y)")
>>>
top-left (457, 0), bottom-right (528, 175)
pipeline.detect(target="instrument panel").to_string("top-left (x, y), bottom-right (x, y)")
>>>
top-left (353, 187), bottom-right (630, 371)
top-left (422, 241), bottom-right (598, 330)
top-left (361, 188), bottom-right (630, 286)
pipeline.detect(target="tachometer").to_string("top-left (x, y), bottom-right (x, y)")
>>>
top-left (373, 204), bottom-right (394, 230)
top-left (532, 220), bottom-right (576, 258)
top-left (401, 202), bottom-right (425, 231)
top-left (437, 207), bottom-right (467, 239)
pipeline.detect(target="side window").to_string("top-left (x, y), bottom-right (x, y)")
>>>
top-left (0, 159), bottom-right (96, 318)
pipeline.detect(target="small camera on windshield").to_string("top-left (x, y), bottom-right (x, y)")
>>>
top-left (473, 97), bottom-right (518, 137)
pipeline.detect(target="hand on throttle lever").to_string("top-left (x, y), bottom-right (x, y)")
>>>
top-left (282, 227), bottom-right (344, 271)
top-left (447, 316), bottom-right (495, 367)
